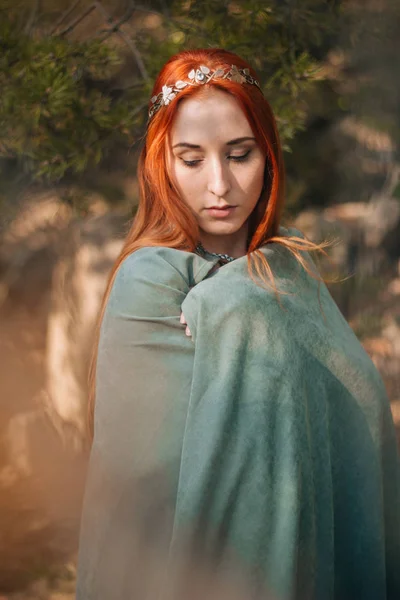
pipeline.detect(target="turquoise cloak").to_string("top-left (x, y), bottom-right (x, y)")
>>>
top-left (75, 227), bottom-right (400, 599)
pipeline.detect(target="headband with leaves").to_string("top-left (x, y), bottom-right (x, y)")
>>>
top-left (147, 64), bottom-right (262, 122)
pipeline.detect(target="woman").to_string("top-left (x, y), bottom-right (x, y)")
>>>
top-left (75, 49), bottom-right (400, 599)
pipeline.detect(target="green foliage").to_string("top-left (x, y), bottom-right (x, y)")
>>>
top-left (1, 16), bottom-right (139, 181)
top-left (0, 0), bottom-right (340, 184)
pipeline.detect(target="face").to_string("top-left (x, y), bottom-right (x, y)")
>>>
top-left (166, 88), bottom-right (267, 256)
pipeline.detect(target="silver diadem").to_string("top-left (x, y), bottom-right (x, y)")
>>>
top-left (147, 64), bottom-right (262, 121)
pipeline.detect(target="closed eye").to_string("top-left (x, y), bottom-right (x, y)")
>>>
top-left (180, 150), bottom-right (252, 169)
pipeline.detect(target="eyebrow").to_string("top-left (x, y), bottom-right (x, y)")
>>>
top-left (172, 136), bottom-right (256, 149)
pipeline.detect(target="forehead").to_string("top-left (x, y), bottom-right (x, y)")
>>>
top-left (170, 88), bottom-right (252, 143)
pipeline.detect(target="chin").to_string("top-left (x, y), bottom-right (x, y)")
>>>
top-left (201, 218), bottom-right (243, 230)
top-left (203, 225), bottom-right (241, 237)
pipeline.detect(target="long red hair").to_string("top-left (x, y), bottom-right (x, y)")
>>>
top-left (87, 48), bottom-right (331, 441)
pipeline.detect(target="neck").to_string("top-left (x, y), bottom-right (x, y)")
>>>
top-left (199, 224), bottom-right (248, 259)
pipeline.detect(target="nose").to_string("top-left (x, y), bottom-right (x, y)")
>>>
top-left (207, 156), bottom-right (232, 198)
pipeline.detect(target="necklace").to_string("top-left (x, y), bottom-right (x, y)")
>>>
top-left (195, 241), bottom-right (237, 263)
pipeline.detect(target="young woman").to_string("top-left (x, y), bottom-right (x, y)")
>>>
top-left (75, 48), bottom-right (400, 600)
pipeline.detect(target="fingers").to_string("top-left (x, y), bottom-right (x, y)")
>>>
top-left (180, 311), bottom-right (191, 337)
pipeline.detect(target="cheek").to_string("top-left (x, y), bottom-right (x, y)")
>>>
top-left (174, 166), bottom-right (200, 198)
top-left (240, 160), bottom-right (265, 197)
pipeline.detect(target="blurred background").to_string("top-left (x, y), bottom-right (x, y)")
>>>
top-left (0, 0), bottom-right (399, 597)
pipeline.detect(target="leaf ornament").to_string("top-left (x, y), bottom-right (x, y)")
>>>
top-left (161, 85), bottom-right (176, 105)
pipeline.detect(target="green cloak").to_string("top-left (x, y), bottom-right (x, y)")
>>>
top-left (75, 227), bottom-right (400, 599)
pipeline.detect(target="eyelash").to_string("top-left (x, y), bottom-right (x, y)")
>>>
top-left (180, 150), bottom-right (251, 169)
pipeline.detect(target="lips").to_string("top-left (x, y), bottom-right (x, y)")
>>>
top-left (206, 206), bottom-right (237, 218)
top-left (207, 205), bottom-right (235, 209)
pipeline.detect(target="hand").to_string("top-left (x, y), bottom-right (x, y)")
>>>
top-left (180, 311), bottom-right (192, 338)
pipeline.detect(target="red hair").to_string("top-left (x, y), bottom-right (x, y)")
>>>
top-left (87, 48), bottom-right (331, 441)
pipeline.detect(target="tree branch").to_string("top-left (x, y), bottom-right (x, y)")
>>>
top-left (57, 4), bottom-right (98, 37)
top-left (89, 4), bottom-right (136, 40)
top-left (93, 1), bottom-right (149, 81)
top-left (51, 1), bottom-right (149, 81)
top-left (49, 0), bottom-right (83, 36)
top-left (24, 0), bottom-right (40, 35)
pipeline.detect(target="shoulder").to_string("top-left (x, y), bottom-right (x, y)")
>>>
top-left (181, 227), bottom-right (313, 331)
top-left (105, 247), bottom-right (187, 318)
top-left (278, 224), bottom-right (307, 240)
top-left (114, 246), bottom-right (191, 291)
top-left (117, 245), bottom-right (182, 275)
top-left (106, 246), bottom-right (218, 319)
top-left (115, 246), bottom-right (220, 292)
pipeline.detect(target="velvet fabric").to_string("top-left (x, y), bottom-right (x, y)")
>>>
top-left (75, 226), bottom-right (400, 600)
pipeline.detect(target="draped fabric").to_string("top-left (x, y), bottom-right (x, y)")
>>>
top-left (75, 227), bottom-right (400, 600)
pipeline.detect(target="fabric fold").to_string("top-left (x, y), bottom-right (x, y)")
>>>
top-left (76, 231), bottom-right (400, 600)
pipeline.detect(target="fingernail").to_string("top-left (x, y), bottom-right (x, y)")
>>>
top-left (185, 327), bottom-right (191, 336)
